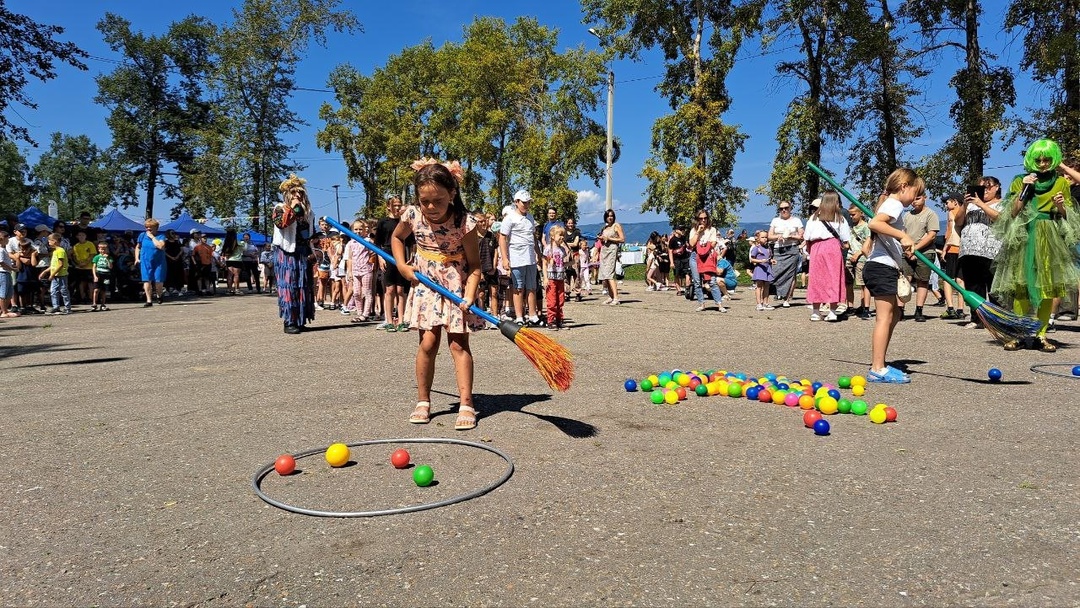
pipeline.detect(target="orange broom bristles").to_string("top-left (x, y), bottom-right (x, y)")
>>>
top-left (513, 327), bottom-right (574, 391)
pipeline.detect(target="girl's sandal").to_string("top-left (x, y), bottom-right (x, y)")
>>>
top-left (408, 401), bottom-right (431, 424)
top-left (454, 405), bottom-right (477, 431)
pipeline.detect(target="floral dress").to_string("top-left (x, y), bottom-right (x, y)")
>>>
top-left (400, 206), bottom-right (483, 333)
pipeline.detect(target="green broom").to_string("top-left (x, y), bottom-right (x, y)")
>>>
top-left (808, 162), bottom-right (1041, 343)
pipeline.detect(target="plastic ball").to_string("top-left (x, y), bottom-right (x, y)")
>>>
top-left (325, 443), bottom-right (350, 467)
top-left (694, 383), bottom-right (708, 396)
top-left (726, 383), bottom-right (741, 398)
top-left (852, 385), bottom-right (866, 397)
top-left (850, 375), bottom-right (866, 387)
top-left (413, 464), bottom-right (434, 487)
top-left (1073, 365), bottom-right (1080, 377)
top-left (827, 388), bottom-right (841, 401)
top-left (817, 396), bottom-right (839, 415)
top-left (757, 389), bottom-right (772, 403)
top-left (784, 392), bottom-right (801, 407)
top-left (664, 390), bottom-right (679, 405)
top-left (640, 379), bottom-right (654, 392)
top-left (624, 379), bottom-right (638, 392)
top-left (658, 373), bottom-right (672, 386)
top-left (811, 381), bottom-right (823, 393)
top-left (777, 383), bottom-right (790, 391)
top-left (838, 376), bottom-right (852, 389)
top-left (798, 395), bottom-right (815, 410)
top-left (884, 406), bottom-right (898, 422)
top-left (987, 368), bottom-right (1002, 382)
top-left (676, 374), bottom-right (691, 387)
top-left (803, 410), bottom-right (823, 427)
top-left (746, 386), bottom-right (761, 400)
top-left (274, 454), bottom-right (296, 476)
top-left (648, 374), bottom-right (660, 387)
top-left (650, 389), bottom-right (665, 404)
top-left (390, 449), bottom-right (411, 469)
top-left (688, 378), bottom-right (701, 390)
top-left (850, 400), bottom-right (868, 416)
top-left (813, 419), bottom-right (831, 435)
top-left (771, 390), bottom-right (787, 405)
top-left (837, 399), bottom-right (852, 414)
top-left (869, 407), bottom-right (887, 424)
top-left (675, 386), bottom-right (688, 400)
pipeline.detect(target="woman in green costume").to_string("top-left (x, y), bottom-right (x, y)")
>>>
top-left (992, 139), bottom-right (1080, 352)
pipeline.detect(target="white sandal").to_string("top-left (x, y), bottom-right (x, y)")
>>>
top-left (409, 401), bottom-right (431, 424)
top-left (454, 405), bottom-right (477, 431)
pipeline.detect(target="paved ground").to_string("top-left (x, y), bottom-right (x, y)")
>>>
top-left (1, 287), bottom-right (1077, 607)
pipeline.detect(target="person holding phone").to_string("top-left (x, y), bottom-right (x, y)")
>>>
top-left (955, 176), bottom-right (1004, 330)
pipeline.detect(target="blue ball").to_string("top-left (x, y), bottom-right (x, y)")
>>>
top-left (827, 388), bottom-right (842, 400)
top-left (813, 419), bottom-right (831, 435)
top-left (765, 373), bottom-right (777, 381)
top-left (624, 379), bottom-right (638, 392)
top-left (777, 383), bottom-right (790, 391)
top-left (1072, 365), bottom-right (1080, 377)
top-left (988, 368), bottom-right (1003, 382)
top-left (746, 386), bottom-right (761, 400)
top-left (811, 382), bottom-right (823, 393)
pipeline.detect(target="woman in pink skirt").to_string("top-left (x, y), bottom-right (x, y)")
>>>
top-left (803, 191), bottom-right (851, 321)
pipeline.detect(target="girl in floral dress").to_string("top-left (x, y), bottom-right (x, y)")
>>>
top-left (392, 160), bottom-right (484, 430)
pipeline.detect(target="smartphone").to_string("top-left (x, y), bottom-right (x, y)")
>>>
top-left (966, 185), bottom-right (985, 200)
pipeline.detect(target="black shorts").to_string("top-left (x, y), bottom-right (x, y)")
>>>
top-left (382, 263), bottom-right (410, 288)
top-left (70, 268), bottom-right (91, 283)
top-left (94, 276), bottom-right (111, 290)
top-left (863, 261), bottom-right (899, 297)
top-left (943, 252), bottom-right (961, 279)
top-left (673, 258), bottom-right (690, 278)
top-left (226, 261), bottom-right (244, 269)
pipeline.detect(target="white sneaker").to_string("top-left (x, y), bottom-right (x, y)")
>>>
top-left (762, 304), bottom-right (775, 311)
top-left (825, 312), bottom-right (838, 322)
top-left (757, 304), bottom-right (765, 311)
top-left (315, 303), bottom-right (325, 311)
top-left (718, 306), bottom-right (729, 313)
top-left (810, 313), bottom-right (821, 321)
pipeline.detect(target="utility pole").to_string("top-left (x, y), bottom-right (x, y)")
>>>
top-left (333, 184), bottom-right (341, 220)
top-left (589, 28), bottom-right (614, 212)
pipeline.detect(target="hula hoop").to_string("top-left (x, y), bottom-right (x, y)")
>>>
top-left (252, 437), bottom-right (514, 517)
top-left (1029, 363), bottom-right (1080, 380)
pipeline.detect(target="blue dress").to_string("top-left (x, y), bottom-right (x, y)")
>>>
top-left (138, 232), bottom-right (167, 283)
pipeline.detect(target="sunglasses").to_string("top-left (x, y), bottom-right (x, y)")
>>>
top-left (779, 207), bottom-right (791, 211)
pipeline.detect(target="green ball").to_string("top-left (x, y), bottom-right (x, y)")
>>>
top-left (838, 376), bottom-right (852, 389)
top-left (658, 373), bottom-right (672, 386)
top-left (727, 383), bottom-right (743, 398)
top-left (640, 379), bottom-right (654, 392)
top-left (413, 464), bottom-right (434, 487)
top-left (694, 383), bottom-right (708, 396)
top-left (650, 389), bottom-right (665, 404)
top-left (837, 398), bottom-right (852, 414)
top-left (850, 400), bottom-right (868, 416)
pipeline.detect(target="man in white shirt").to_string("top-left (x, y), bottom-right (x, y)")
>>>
top-left (499, 190), bottom-right (541, 325)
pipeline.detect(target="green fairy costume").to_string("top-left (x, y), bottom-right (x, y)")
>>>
top-left (991, 139), bottom-right (1080, 345)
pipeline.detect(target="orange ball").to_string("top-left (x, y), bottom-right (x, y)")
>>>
top-left (798, 395), bottom-right (815, 410)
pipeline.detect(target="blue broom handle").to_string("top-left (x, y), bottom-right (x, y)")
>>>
top-left (322, 216), bottom-right (500, 326)
top-left (808, 163), bottom-right (972, 299)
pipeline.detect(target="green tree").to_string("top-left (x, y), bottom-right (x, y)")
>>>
top-left (0, 138), bottom-right (32, 216)
top-left (1005, 0), bottom-right (1080, 156)
top-left (94, 13), bottom-right (215, 219)
top-left (901, 0), bottom-right (1015, 196)
top-left (30, 132), bottom-right (117, 220)
top-left (0, 5), bottom-right (88, 146)
top-left (582, 0), bottom-right (764, 229)
top-left (212, 0), bottom-right (358, 229)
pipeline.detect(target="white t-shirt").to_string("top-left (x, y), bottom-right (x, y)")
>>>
top-left (769, 216), bottom-right (803, 246)
top-left (804, 216), bottom-right (851, 243)
top-left (499, 210), bottom-right (537, 268)
top-left (867, 197), bottom-right (906, 268)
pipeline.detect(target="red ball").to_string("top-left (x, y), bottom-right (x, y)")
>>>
top-left (390, 448), bottom-right (411, 469)
top-left (803, 410), bottom-right (823, 428)
top-left (884, 406), bottom-right (897, 422)
top-left (675, 386), bottom-right (688, 400)
top-left (274, 454), bottom-right (296, 476)
top-left (757, 389), bottom-right (772, 403)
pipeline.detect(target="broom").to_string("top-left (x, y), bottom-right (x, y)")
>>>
top-left (323, 216), bottom-right (574, 391)
top-left (808, 162), bottom-right (1041, 343)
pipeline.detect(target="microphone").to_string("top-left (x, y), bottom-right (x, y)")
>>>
top-left (1019, 182), bottom-right (1034, 202)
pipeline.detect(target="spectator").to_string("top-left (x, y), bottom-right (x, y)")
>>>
top-left (499, 190), bottom-right (542, 324)
top-left (134, 219), bottom-right (167, 307)
top-left (541, 207), bottom-right (564, 248)
top-left (900, 180), bottom-right (939, 322)
top-left (955, 176), bottom-right (1003, 330)
top-left (0, 230), bottom-right (16, 318)
top-left (219, 228), bottom-right (244, 296)
top-left (597, 208), bottom-right (625, 306)
top-left (689, 210), bottom-right (724, 311)
top-left (192, 234), bottom-right (215, 295)
top-left (163, 229), bottom-right (186, 296)
top-left (668, 226), bottom-right (690, 296)
top-left (803, 192), bottom-right (851, 321)
top-left (91, 241), bottom-right (113, 311)
top-left (241, 233), bottom-right (261, 294)
top-left (564, 217), bottom-right (582, 300)
top-left (39, 232), bottom-right (71, 315)
top-left (543, 224), bottom-right (570, 329)
top-left (374, 197), bottom-right (410, 331)
top-left (749, 230), bottom-right (774, 310)
top-left (846, 204), bottom-right (872, 319)
top-left (938, 194), bottom-right (966, 320)
top-left (768, 201), bottom-right (803, 308)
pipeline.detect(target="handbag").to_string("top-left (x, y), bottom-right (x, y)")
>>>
top-left (895, 273), bottom-right (913, 303)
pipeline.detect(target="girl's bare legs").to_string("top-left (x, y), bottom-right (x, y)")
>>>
top-left (409, 327), bottom-right (441, 423)
top-left (447, 332), bottom-right (476, 429)
top-left (871, 295), bottom-right (900, 371)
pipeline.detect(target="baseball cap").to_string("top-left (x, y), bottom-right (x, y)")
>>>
top-left (34, 224), bottom-right (49, 232)
top-left (513, 189), bottom-right (532, 202)
top-left (14, 223), bottom-right (27, 233)
top-left (189, 228), bottom-right (201, 235)
top-left (809, 198), bottom-right (821, 209)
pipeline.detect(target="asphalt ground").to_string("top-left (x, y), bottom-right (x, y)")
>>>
top-left (1, 286), bottom-right (1077, 607)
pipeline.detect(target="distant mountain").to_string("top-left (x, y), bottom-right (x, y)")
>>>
top-left (579, 220), bottom-right (773, 245)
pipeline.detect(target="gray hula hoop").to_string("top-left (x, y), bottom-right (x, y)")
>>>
top-left (252, 437), bottom-right (515, 517)
top-left (1029, 363), bottom-right (1080, 380)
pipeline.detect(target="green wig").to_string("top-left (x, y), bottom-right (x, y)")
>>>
top-left (1023, 139), bottom-right (1062, 173)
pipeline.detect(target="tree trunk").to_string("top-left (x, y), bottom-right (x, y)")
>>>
top-left (964, 0), bottom-right (984, 178)
top-left (145, 153), bottom-right (158, 219)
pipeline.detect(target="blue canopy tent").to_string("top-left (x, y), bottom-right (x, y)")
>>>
top-left (90, 208), bottom-right (145, 233)
top-left (160, 211), bottom-right (227, 237)
top-left (17, 206), bottom-right (60, 230)
top-left (241, 230), bottom-right (269, 245)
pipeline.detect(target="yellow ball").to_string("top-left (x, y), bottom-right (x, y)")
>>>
top-left (648, 375), bottom-right (660, 387)
top-left (676, 373), bottom-right (690, 387)
top-left (818, 396), bottom-right (839, 415)
top-left (771, 390), bottom-right (787, 405)
top-left (850, 375), bottom-right (867, 387)
top-left (852, 385), bottom-right (865, 397)
top-left (664, 390), bottom-right (679, 405)
top-left (325, 443), bottom-right (350, 467)
top-left (869, 408), bottom-right (887, 424)
top-left (814, 387), bottom-right (830, 398)
top-left (664, 381), bottom-right (678, 390)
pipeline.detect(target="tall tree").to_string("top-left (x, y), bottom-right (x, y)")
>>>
top-left (212, 0), bottom-right (358, 229)
top-left (901, 0), bottom-right (1015, 195)
top-left (761, 0), bottom-right (853, 210)
top-left (95, 13), bottom-right (215, 219)
top-left (0, 5), bottom-right (88, 146)
top-left (1005, 0), bottom-right (1080, 156)
top-left (31, 132), bottom-right (117, 220)
top-left (0, 138), bottom-right (32, 216)
top-left (582, 0), bottom-right (764, 228)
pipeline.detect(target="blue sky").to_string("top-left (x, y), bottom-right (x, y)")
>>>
top-left (10, 0), bottom-right (1040, 225)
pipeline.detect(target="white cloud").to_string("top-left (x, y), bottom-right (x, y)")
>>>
top-left (576, 189), bottom-right (605, 219)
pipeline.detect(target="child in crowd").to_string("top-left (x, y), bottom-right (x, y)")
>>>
top-left (476, 214), bottom-right (500, 323)
top-left (0, 230), bottom-right (17, 318)
top-left (846, 204), bottom-right (872, 319)
top-left (393, 161), bottom-right (483, 431)
top-left (749, 230), bottom-right (774, 311)
top-left (91, 241), bottom-right (113, 311)
top-left (15, 238), bottom-right (39, 313)
top-left (543, 225), bottom-right (570, 329)
top-left (345, 220), bottom-right (376, 322)
top-left (864, 168), bottom-right (918, 383)
top-left (803, 192), bottom-right (851, 321)
top-left (578, 238), bottom-right (592, 298)
top-left (259, 244), bottom-right (276, 294)
top-left (39, 232), bottom-right (71, 315)
top-left (716, 255), bottom-right (738, 298)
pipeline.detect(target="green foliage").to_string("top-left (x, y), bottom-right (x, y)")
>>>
top-left (0, 6), bottom-right (88, 146)
top-left (30, 132), bottom-right (117, 219)
top-left (0, 139), bottom-right (32, 216)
